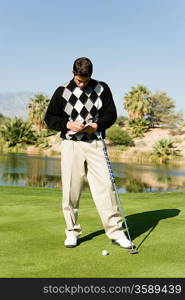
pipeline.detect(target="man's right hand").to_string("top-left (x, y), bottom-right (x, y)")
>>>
top-left (66, 121), bottom-right (85, 132)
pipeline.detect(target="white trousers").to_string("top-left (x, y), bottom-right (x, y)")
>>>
top-left (61, 139), bottom-right (124, 240)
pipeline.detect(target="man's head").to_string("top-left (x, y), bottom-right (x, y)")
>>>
top-left (73, 57), bottom-right (93, 89)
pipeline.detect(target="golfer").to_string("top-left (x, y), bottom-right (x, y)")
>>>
top-left (44, 57), bottom-right (133, 249)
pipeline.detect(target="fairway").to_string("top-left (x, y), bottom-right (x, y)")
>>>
top-left (0, 186), bottom-right (184, 278)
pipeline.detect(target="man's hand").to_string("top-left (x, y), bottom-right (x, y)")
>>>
top-left (67, 121), bottom-right (85, 132)
top-left (81, 122), bottom-right (98, 134)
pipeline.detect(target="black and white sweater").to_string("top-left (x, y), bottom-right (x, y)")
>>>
top-left (44, 78), bottom-right (117, 140)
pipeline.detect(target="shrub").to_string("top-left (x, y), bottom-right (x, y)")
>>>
top-left (106, 125), bottom-right (134, 146)
top-left (42, 128), bottom-right (57, 137)
top-left (150, 138), bottom-right (181, 163)
top-left (35, 136), bottom-right (50, 148)
top-left (115, 116), bottom-right (128, 127)
top-left (0, 117), bottom-right (37, 147)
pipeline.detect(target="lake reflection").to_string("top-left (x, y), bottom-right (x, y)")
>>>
top-left (0, 153), bottom-right (185, 193)
top-left (0, 153), bottom-right (62, 189)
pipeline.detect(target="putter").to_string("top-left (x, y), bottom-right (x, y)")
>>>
top-left (97, 131), bottom-right (138, 255)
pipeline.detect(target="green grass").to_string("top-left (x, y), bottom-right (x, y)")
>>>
top-left (0, 186), bottom-right (184, 278)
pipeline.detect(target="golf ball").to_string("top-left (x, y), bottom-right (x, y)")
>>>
top-left (102, 250), bottom-right (109, 256)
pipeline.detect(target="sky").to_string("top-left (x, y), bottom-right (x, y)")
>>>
top-left (0, 0), bottom-right (185, 116)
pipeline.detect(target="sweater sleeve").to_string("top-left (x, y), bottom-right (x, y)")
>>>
top-left (96, 82), bottom-right (117, 131)
top-left (44, 87), bottom-right (69, 132)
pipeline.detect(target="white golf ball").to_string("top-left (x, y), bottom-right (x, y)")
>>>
top-left (102, 250), bottom-right (109, 256)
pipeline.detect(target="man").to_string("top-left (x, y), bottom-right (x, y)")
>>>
top-left (44, 57), bottom-right (133, 249)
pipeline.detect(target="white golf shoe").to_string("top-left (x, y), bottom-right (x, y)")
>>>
top-left (112, 235), bottom-right (135, 249)
top-left (64, 235), bottom-right (78, 248)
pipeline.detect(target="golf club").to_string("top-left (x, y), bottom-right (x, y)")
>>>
top-left (97, 131), bottom-right (138, 255)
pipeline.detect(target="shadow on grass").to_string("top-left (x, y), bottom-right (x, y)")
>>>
top-left (78, 229), bottom-right (105, 245)
top-left (125, 208), bottom-right (180, 250)
top-left (78, 209), bottom-right (180, 249)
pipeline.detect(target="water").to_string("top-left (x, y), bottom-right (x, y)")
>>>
top-left (0, 152), bottom-right (185, 193)
top-left (0, 153), bottom-right (62, 189)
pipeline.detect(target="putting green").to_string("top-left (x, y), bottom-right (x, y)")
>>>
top-left (0, 186), bottom-right (184, 278)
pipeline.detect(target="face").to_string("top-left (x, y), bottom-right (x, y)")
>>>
top-left (74, 75), bottom-right (91, 89)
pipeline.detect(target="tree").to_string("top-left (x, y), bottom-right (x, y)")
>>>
top-left (28, 94), bottom-right (50, 133)
top-left (128, 118), bottom-right (150, 137)
top-left (0, 117), bottom-right (37, 147)
top-left (123, 85), bottom-right (151, 119)
top-left (147, 92), bottom-right (183, 127)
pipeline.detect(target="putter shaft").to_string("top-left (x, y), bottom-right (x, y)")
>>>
top-left (98, 132), bottom-right (138, 254)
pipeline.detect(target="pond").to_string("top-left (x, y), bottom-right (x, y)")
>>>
top-left (0, 153), bottom-right (185, 193)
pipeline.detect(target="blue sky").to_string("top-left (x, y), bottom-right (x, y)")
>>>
top-left (0, 0), bottom-right (185, 116)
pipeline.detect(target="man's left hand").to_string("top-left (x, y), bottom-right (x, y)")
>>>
top-left (81, 122), bottom-right (98, 134)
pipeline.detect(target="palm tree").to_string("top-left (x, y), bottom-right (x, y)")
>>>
top-left (28, 94), bottom-right (50, 134)
top-left (0, 117), bottom-right (37, 147)
top-left (123, 85), bottom-right (151, 119)
top-left (151, 139), bottom-right (181, 163)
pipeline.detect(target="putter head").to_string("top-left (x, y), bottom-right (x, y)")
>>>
top-left (129, 248), bottom-right (139, 255)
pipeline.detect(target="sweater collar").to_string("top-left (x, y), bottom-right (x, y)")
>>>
top-left (70, 77), bottom-right (94, 90)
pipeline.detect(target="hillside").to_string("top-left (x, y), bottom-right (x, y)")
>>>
top-left (118, 127), bottom-right (185, 162)
top-left (0, 92), bottom-right (35, 119)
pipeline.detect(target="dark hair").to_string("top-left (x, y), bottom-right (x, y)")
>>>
top-left (73, 57), bottom-right (93, 77)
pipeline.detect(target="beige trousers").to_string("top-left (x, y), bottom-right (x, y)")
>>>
top-left (61, 139), bottom-right (124, 240)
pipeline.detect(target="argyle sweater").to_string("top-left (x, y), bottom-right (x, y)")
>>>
top-left (44, 78), bottom-right (117, 140)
